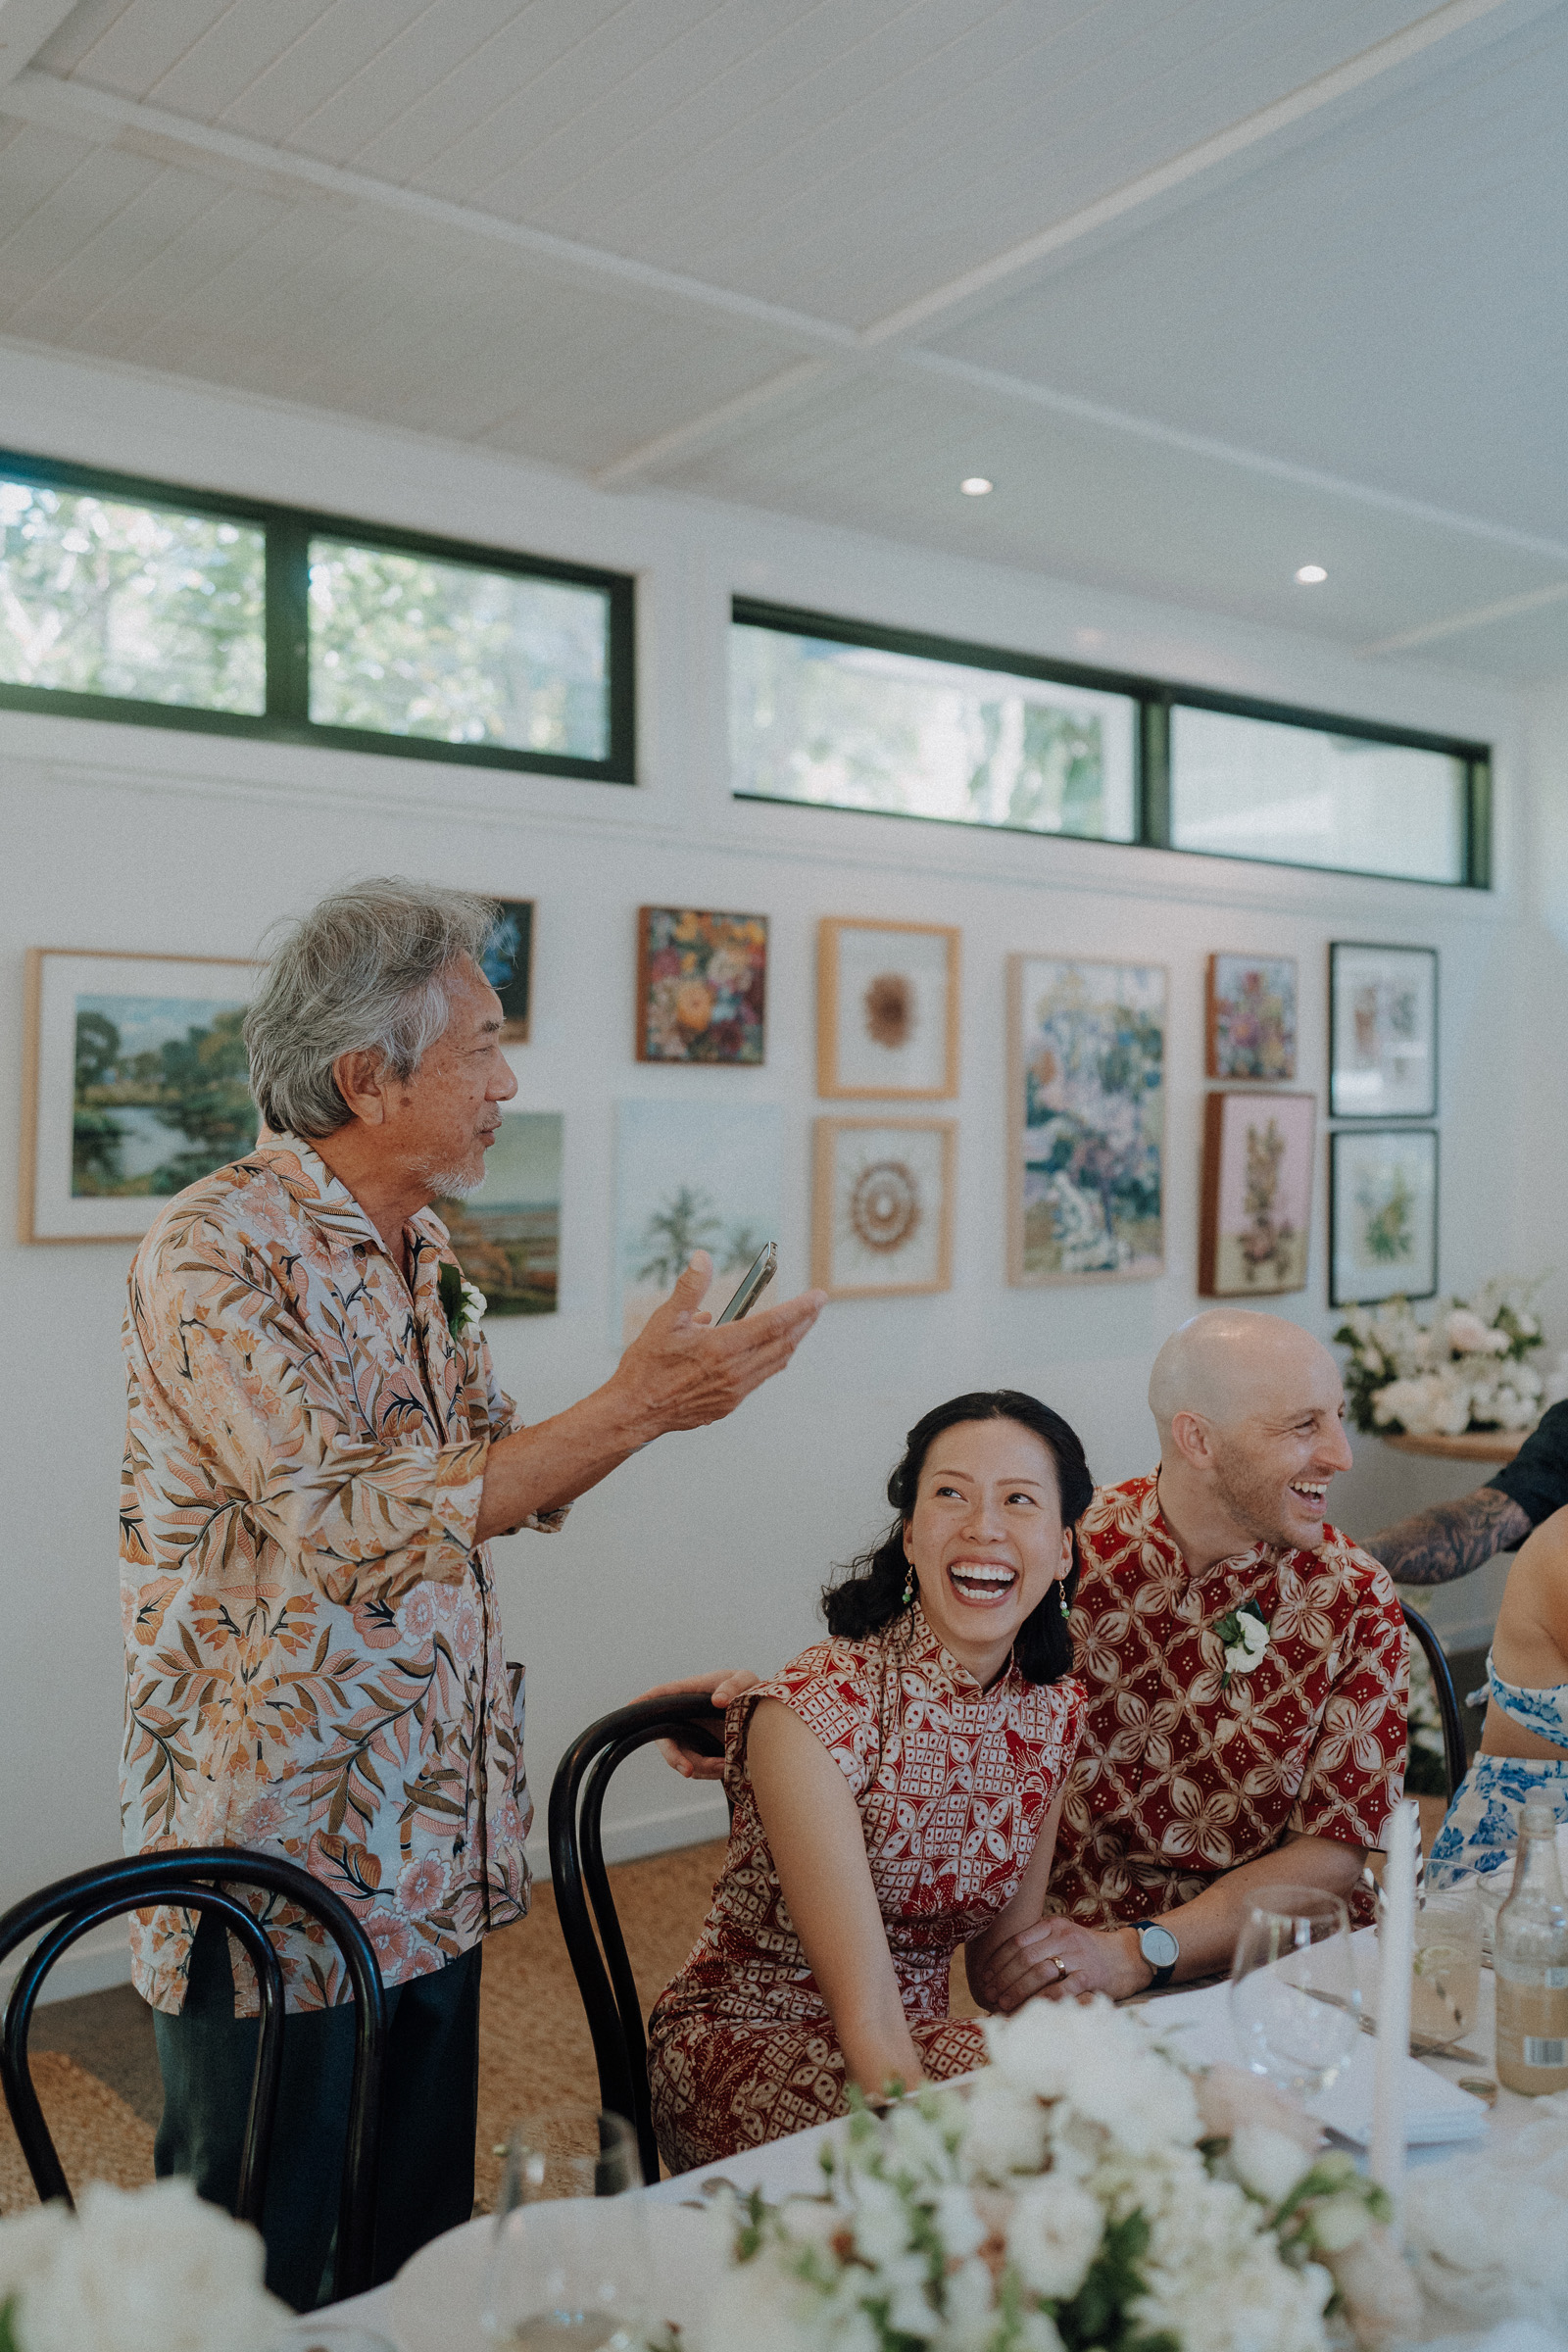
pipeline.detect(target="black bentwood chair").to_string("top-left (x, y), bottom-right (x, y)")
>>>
top-left (0, 1849), bottom-right (388, 2299)
top-left (549, 1694), bottom-right (726, 2183)
top-left (1401, 1600), bottom-right (1468, 1800)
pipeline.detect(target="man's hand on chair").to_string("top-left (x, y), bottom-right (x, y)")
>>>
top-left (639, 1670), bottom-right (760, 1781)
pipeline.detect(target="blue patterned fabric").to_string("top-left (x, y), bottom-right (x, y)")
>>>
top-left (1429, 1751), bottom-right (1568, 1887)
top-left (1487, 1649), bottom-right (1568, 1744)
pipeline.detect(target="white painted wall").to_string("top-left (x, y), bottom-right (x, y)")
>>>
top-left (0, 343), bottom-right (1543, 1993)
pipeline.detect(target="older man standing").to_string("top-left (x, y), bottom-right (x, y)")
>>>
top-left (121, 879), bottom-right (822, 2306)
top-left (972, 1309), bottom-right (1407, 2012)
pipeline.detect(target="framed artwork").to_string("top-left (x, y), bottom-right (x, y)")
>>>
top-left (478, 898), bottom-right (534, 1043)
top-left (1199, 1091), bottom-right (1316, 1298)
top-left (20, 949), bottom-right (260, 1244)
top-left (636, 906), bottom-right (767, 1064)
top-left (817, 919), bottom-right (959, 1099)
top-left (614, 1100), bottom-right (781, 1345)
top-left (811, 1117), bottom-right (955, 1298)
top-left (1329, 943), bottom-right (1438, 1119)
top-left (1007, 956), bottom-right (1165, 1284)
top-left (1205, 954), bottom-right (1298, 1081)
top-left (433, 1109), bottom-right (562, 1315)
top-left (1329, 1126), bottom-right (1439, 1306)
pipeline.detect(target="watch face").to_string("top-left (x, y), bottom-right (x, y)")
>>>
top-left (1140, 1923), bottom-right (1179, 1969)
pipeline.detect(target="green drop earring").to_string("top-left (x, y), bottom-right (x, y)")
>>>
top-left (903, 1568), bottom-right (915, 1608)
top-left (1058, 1584), bottom-right (1070, 1617)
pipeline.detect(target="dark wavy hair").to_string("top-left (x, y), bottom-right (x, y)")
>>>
top-left (821, 1391), bottom-right (1094, 1684)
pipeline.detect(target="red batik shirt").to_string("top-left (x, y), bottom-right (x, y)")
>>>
top-left (1050, 1474), bottom-right (1406, 1929)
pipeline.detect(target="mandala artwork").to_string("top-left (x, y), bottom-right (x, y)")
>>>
top-left (813, 1118), bottom-right (954, 1297)
top-left (847, 1156), bottom-right (921, 1252)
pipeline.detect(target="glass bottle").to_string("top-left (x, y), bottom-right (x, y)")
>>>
top-left (1494, 1795), bottom-right (1568, 2095)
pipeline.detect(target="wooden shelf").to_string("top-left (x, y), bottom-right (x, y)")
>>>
top-left (1380, 1430), bottom-right (1526, 1464)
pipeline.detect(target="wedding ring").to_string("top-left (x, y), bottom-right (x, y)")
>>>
top-left (1052, 1954), bottom-right (1068, 1983)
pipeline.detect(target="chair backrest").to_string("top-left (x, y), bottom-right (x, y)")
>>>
top-left (0, 1848), bottom-right (387, 2300)
top-left (1401, 1600), bottom-right (1468, 1799)
top-left (549, 1694), bottom-right (725, 2184)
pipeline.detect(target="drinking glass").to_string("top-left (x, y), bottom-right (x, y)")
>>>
top-left (1411, 1887), bottom-right (1482, 2046)
top-left (1229, 1886), bottom-right (1359, 2098)
top-left (483, 2107), bottom-right (645, 2350)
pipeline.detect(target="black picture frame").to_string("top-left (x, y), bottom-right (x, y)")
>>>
top-left (1328, 942), bottom-right (1439, 1120)
top-left (1328, 1126), bottom-right (1439, 1307)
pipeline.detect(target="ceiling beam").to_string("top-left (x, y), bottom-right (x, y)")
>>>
top-left (1360, 580), bottom-right (1568, 657)
top-left (0, 0), bottom-right (79, 89)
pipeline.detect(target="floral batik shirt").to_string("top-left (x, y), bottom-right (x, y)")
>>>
top-left (120, 1139), bottom-right (564, 2016)
top-left (1050, 1475), bottom-right (1406, 1929)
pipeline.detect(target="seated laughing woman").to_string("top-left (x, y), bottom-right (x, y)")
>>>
top-left (647, 1391), bottom-right (1090, 2174)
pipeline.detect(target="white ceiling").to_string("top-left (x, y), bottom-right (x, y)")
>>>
top-left (0, 0), bottom-right (1564, 679)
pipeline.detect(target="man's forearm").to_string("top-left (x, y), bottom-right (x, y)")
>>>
top-left (1159, 1835), bottom-right (1365, 1983)
top-left (476, 1381), bottom-right (656, 1538)
top-left (1364, 1487), bottom-right (1530, 1587)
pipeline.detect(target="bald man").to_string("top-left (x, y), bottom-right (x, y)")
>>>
top-left (971, 1310), bottom-right (1407, 2012)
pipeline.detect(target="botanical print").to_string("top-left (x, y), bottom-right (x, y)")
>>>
top-left (812, 1118), bottom-right (954, 1297)
top-left (1200, 1090), bottom-right (1315, 1297)
top-left (24, 951), bottom-right (261, 1243)
top-left (1330, 1127), bottom-right (1439, 1306)
top-left (637, 906), bottom-right (766, 1063)
top-left (1009, 956), bottom-right (1165, 1284)
top-left (434, 1110), bottom-right (562, 1315)
top-left (615, 1101), bottom-right (781, 1343)
top-left (1206, 953), bottom-right (1297, 1080)
top-left (478, 897), bottom-right (533, 1042)
top-left (1330, 943), bottom-right (1437, 1118)
top-left (121, 1139), bottom-right (564, 2015)
top-left (818, 920), bottom-right (958, 1098)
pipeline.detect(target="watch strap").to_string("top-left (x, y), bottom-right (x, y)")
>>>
top-left (1130, 1916), bottom-right (1177, 1990)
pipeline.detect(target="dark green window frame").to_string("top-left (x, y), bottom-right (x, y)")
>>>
top-left (733, 597), bottom-right (1493, 890)
top-left (0, 448), bottom-right (636, 784)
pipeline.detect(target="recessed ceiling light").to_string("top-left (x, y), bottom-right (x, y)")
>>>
top-left (1295, 564), bottom-right (1328, 584)
top-left (959, 476), bottom-right (993, 497)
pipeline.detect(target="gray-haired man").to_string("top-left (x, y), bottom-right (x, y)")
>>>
top-left (122, 880), bottom-right (822, 2306)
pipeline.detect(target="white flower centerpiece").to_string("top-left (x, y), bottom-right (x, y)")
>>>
top-left (1336, 1278), bottom-right (1545, 1441)
top-left (0, 2179), bottom-right (284, 2352)
top-left (690, 1998), bottom-right (1417, 2352)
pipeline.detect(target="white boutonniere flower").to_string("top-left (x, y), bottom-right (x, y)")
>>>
top-left (437, 1260), bottom-right (487, 1339)
top-left (1215, 1599), bottom-right (1270, 1690)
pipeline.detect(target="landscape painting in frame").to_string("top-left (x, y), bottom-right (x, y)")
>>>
top-left (1199, 1091), bottom-right (1315, 1298)
top-left (614, 1100), bottom-right (782, 1345)
top-left (811, 1117), bottom-right (955, 1298)
top-left (1008, 956), bottom-right (1165, 1285)
top-left (636, 906), bottom-right (767, 1063)
top-left (1329, 1126), bottom-right (1439, 1307)
top-left (1205, 954), bottom-right (1298, 1081)
top-left (1329, 942), bottom-right (1438, 1119)
top-left (817, 918), bottom-right (959, 1099)
top-left (477, 898), bottom-right (534, 1043)
top-left (21, 949), bottom-right (260, 1244)
top-left (433, 1110), bottom-right (562, 1315)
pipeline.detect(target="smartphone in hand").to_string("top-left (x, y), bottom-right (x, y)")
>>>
top-left (715, 1242), bottom-right (777, 1323)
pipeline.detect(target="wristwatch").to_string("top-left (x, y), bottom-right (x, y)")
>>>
top-left (1130, 1918), bottom-right (1179, 1990)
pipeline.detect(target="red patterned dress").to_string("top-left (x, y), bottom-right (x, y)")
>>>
top-left (1049, 1475), bottom-right (1407, 1930)
top-left (648, 1607), bottom-right (1085, 2174)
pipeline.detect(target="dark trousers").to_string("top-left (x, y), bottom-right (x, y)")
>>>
top-left (152, 1911), bottom-right (481, 2311)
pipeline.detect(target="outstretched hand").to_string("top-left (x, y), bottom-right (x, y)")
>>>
top-left (641, 1669), bottom-right (761, 1780)
top-left (612, 1252), bottom-right (825, 1442)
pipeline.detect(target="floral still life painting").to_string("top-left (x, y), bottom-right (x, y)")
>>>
top-left (22, 948), bottom-right (260, 1243)
top-left (1008, 956), bottom-right (1165, 1284)
top-left (614, 1100), bottom-right (781, 1344)
top-left (637, 906), bottom-right (767, 1063)
top-left (1329, 1126), bottom-right (1438, 1306)
top-left (1206, 953), bottom-right (1298, 1080)
top-left (1200, 1090), bottom-right (1315, 1297)
top-left (1329, 942), bottom-right (1438, 1119)
top-left (433, 1109), bottom-right (562, 1316)
top-left (811, 1116), bottom-right (955, 1297)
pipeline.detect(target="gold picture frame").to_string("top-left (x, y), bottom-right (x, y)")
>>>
top-left (20, 948), bottom-right (261, 1245)
top-left (811, 1115), bottom-right (956, 1298)
top-left (816, 918), bottom-right (959, 1100)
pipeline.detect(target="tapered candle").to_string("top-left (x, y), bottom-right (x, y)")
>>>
top-left (1370, 1797), bottom-right (1417, 2230)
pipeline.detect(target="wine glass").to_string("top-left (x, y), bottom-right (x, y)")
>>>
top-left (483, 2107), bottom-right (645, 2350)
top-left (1229, 1886), bottom-right (1359, 2098)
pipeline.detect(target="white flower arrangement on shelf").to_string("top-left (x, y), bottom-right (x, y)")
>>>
top-left (688, 1997), bottom-right (1415, 2352)
top-left (1336, 1277), bottom-right (1545, 1439)
top-left (0, 2180), bottom-right (283, 2352)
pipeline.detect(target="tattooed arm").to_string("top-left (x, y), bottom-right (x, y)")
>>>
top-left (1365, 1486), bottom-right (1531, 1587)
